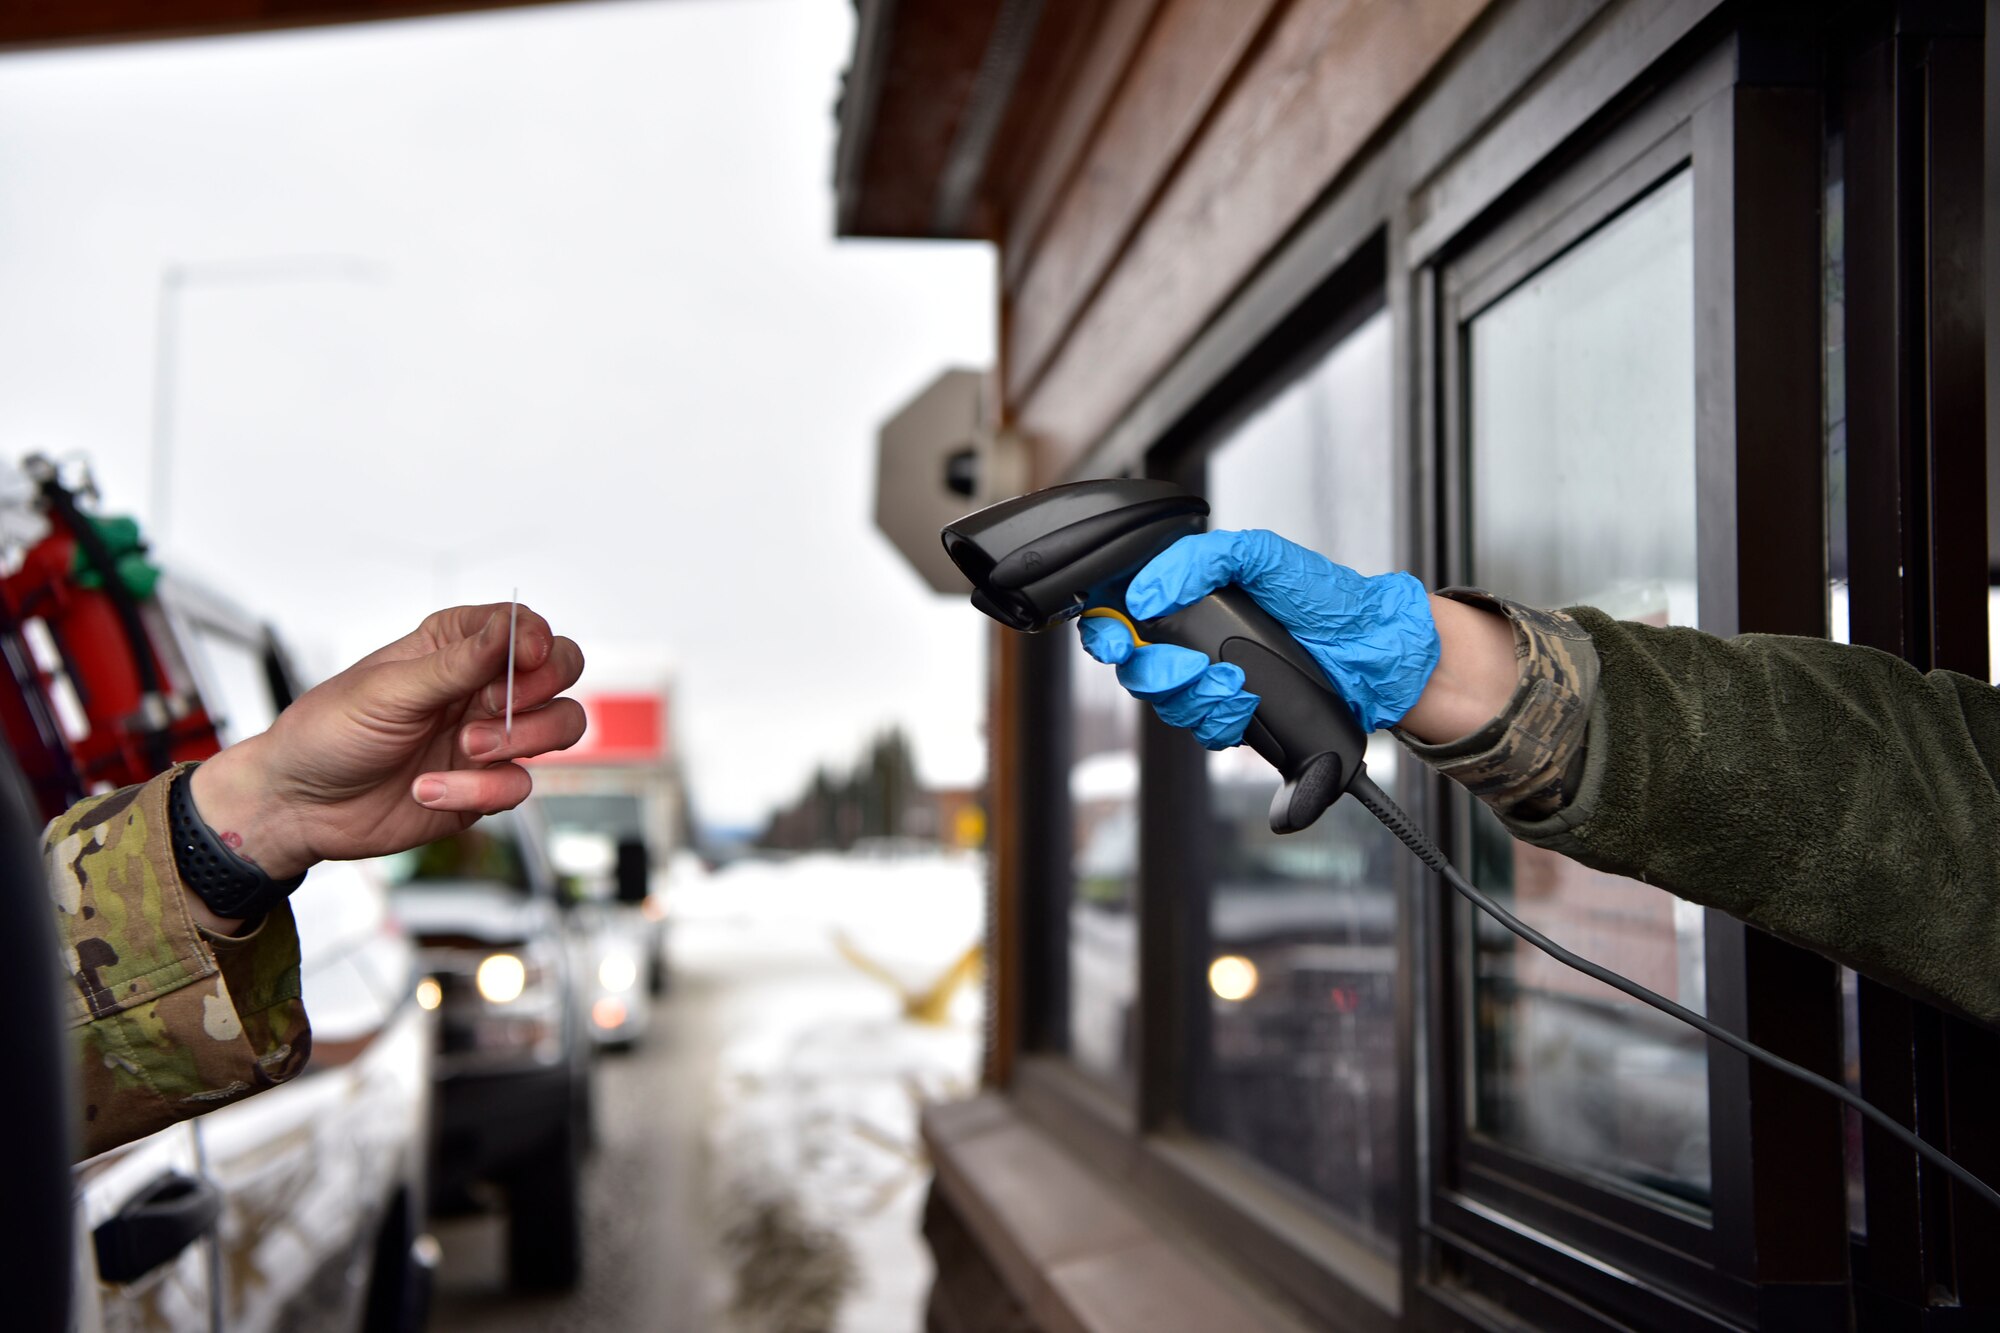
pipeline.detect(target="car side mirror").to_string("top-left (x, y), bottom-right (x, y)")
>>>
top-left (615, 839), bottom-right (650, 905)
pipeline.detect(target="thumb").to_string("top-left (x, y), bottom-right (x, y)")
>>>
top-left (373, 610), bottom-right (510, 714)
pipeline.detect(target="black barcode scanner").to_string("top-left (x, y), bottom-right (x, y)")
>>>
top-left (940, 478), bottom-right (2000, 1213)
top-left (941, 478), bottom-right (1366, 834)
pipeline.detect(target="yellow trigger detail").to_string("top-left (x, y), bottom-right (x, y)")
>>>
top-left (1080, 606), bottom-right (1151, 647)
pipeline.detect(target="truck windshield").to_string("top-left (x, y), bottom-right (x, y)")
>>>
top-left (538, 793), bottom-right (643, 839)
top-left (379, 820), bottom-right (531, 892)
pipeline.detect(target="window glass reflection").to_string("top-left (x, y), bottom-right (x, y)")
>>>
top-left (1068, 647), bottom-right (1140, 1090)
top-left (1200, 308), bottom-right (1401, 1249)
top-left (189, 627), bottom-right (279, 745)
top-left (1466, 169), bottom-right (1711, 1208)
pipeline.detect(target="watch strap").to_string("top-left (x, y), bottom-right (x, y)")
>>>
top-left (168, 764), bottom-right (305, 922)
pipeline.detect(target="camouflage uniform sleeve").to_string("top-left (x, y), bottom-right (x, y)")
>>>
top-left (1395, 588), bottom-right (1600, 819)
top-left (50, 764), bottom-right (311, 1161)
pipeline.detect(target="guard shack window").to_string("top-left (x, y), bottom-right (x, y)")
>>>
top-left (1418, 21), bottom-right (1858, 1325)
top-left (1192, 304), bottom-right (1403, 1250)
top-left (1067, 655), bottom-right (1141, 1092)
top-left (1463, 170), bottom-right (1709, 1209)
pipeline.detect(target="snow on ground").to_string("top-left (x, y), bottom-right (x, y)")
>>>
top-left (672, 849), bottom-right (985, 1333)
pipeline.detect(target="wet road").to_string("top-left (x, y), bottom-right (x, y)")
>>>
top-left (428, 963), bottom-right (730, 1333)
top-left (424, 879), bottom-right (977, 1333)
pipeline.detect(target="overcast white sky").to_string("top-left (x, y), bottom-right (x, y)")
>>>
top-left (0, 0), bottom-right (995, 829)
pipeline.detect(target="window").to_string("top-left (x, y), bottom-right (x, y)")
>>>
top-left (1193, 307), bottom-right (1403, 1246)
top-left (1067, 649), bottom-right (1140, 1090)
top-left (1461, 170), bottom-right (1710, 1207)
top-left (382, 814), bottom-right (532, 893)
top-left (1825, 127), bottom-right (1851, 649)
top-left (186, 623), bottom-right (281, 746)
top-left (540, 793), bottom-right (646, 840)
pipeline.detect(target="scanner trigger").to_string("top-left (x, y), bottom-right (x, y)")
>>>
top-left (1078, 606), bottom-right (1151, 647)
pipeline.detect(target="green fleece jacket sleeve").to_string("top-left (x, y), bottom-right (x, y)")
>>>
top-left (1497, 609), bottom-right (2000, 1025)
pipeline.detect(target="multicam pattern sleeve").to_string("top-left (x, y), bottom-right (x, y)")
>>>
top-left (1395, 588), bottom-right (1599, 819)
top-left (49, 764), bottom-right (311, 1160)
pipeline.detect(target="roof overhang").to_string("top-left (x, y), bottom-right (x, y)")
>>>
top-left (0, 2), bottom-right (585, 52)
top-left (833, 0), bottom-right (1045, 240)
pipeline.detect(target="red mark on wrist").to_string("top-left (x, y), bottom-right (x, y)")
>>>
top-left (219, 831), bottom-right (260, 866)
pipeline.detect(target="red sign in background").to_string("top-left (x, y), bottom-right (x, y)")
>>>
top-left (528, 692), bottom-right (666, 765)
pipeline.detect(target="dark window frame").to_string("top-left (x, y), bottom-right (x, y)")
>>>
top-left (1010, 625), bottom-right (1075, 1064)
top-left (1833, 7), bottom-right (2000, 1325)
top-left (1415, 19), bottom-right (1853, 1333)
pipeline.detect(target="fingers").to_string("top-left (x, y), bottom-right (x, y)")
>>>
top-left (363, 602), bottom-right (552, 716)
top-left (354, 602), bottom-right (555, 674)
top-left (360, 602), bottom-right (578, 722)
top-left (459, 697), bottom-right (587, 763)
top-left (372, 606), bottom-right (511, 713)
top-left (469, 635), bottom-right (585, 719)
top-left (1094, 631), bottom-right (1261, 750)
top-left (411, 762), bottom-right (533, 814)
top-left (420, 602), bottom-right (559, 671)
top-left (1112, 642), bottom-right (1211, 701)
top-left (1078, 615), bottom-right (1136, 665)
top-left (411, 692), bottom-right (587, 818)
top-left (1083, 607), bottom-right (1262, 750)
top-left (1150, 662), bottom-right (1260, 749)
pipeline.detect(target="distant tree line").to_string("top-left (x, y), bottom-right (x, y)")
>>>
top-left (759, 727), bottom-right (922, 851)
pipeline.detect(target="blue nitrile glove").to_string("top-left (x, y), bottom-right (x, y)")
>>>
top-left (1082, 529), bottom-right (1440, 740)
top-left (1078, 615), bottom-right (1263, 749)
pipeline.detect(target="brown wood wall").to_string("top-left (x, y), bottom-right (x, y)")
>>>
top-left (992, 0), bottom-right (1495, 481)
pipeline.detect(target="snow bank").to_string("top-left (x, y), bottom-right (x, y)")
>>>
top-left (682, 850), bottom-right (984, 1333)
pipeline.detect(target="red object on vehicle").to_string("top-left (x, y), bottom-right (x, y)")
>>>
top-left (0, 464), bottom-right (220, 822)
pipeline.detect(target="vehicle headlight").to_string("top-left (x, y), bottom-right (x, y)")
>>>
top-left (420, 943), bottom-right (564, 1067)
top-left (598, 951), bottom-right (639, 994)
top-left (1209, 954), bottom-right (1259, 1002)
top-left (476, 953), bottom-right (529, 1004)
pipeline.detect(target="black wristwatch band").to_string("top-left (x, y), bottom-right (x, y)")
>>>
top-left (168, 765), bottom-right (306, 922)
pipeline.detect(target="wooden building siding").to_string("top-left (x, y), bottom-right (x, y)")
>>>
top-left (997, 0), bottom-right (1495, 481)
top-left (1002, 0), bottom-right (1279, 401)
top-left (993, 0), bottom-right (1161, 295)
